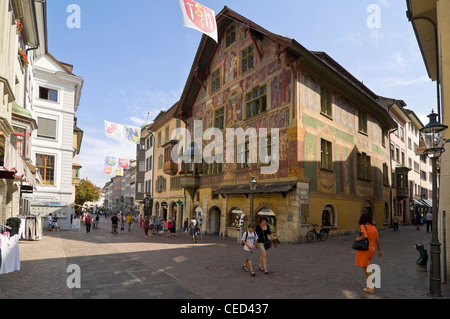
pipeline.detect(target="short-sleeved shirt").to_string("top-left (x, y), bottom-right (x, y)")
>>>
top-left (255, 225), bottom-right (271, 243)
top-left (241, 231), bottom-right (258, 251)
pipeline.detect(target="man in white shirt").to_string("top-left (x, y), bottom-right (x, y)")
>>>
top-left (48, 214), bottom-right (53, 231)
top-left (426, 211), bottom-right (432, 233)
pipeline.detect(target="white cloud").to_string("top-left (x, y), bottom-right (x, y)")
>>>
top-left (381, 75), bottom-right (430, 89)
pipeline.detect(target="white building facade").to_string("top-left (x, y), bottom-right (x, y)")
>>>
top-left (25, 52), bottom-right (83, 230)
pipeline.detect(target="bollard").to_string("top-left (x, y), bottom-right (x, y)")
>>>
top-left (414, 243), bottom-right (428, 272)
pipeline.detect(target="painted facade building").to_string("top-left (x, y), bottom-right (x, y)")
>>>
top-left (175, 7), bottom-right (396, 243)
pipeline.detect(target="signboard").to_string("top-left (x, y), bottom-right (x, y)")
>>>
top-left (72, 218), bottom-right (81, 231)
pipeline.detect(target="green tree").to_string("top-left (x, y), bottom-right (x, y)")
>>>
top-left (75, 179), bottom-right (100, 207)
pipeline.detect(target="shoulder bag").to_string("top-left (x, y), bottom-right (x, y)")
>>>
top-left (352, 225), bottom-right (369, 251)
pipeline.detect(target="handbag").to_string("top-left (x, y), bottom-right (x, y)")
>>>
top-left (352, 225), bottom-right (369, 251)
top-left (264, 240), bottom-right (272, 250)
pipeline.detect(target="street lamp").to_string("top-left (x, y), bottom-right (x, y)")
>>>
top-left (420, 109), bottom-right (448, 297)
top-left (249, 176), bottom-right (257, 225)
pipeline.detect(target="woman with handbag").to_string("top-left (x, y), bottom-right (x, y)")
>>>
top-left (354, 212), bottom-right (382, 294)
top-left (255, 216), bottom-right (276, 274)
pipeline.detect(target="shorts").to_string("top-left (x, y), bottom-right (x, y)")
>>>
top-left (257, 242), bottom-right (266, 253)
top-left (244, 249), bottom-right (254, 260)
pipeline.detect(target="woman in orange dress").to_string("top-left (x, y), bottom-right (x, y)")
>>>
top-left (355, 212), bottom-right (382, 294)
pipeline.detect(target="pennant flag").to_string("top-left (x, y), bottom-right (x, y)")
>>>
top-left (179, 0), bottom-right (218, 43)
top-left (118, 158), bottom-right (129, 169)
top-left (115, 167), bottom-right (124, 176)
top-left (104, 120), bottom-right (123, 140)
top-left (124, 125), bottom-right (140, 144)
top-left (105, 156), bottom-right (116, 167)
top-left (104, 165), bottom-right (113, 175)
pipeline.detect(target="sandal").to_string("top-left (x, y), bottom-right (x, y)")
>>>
top-left (258, 267), bottom-right (264, 272)
top-left (264, 269), bottom-right (269, 274)
top-left (242, 265), bottom-right (249, 272)
top-left (363, 287), bottom-right (374, 294)
top-left (250, 271), bottom-right (256, 276)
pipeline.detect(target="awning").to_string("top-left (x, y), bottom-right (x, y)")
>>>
top-left (258, 208), bottom-right (276, 216)
top-left (420, 199), bottom-right (432, 208)
top-left (413, 199), bottom-right (424, 206)
top-left (1, 138), bottom-right (38, 188)
top-left (213, 180), bottom-right (297, 197)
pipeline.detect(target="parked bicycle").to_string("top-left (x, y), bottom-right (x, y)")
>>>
top-left (306, 224), bottom-right (329, 242)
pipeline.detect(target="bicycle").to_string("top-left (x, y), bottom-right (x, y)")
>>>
top-left (306, 224), bottom-right (329, 242)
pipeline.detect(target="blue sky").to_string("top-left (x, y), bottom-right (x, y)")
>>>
top-left (45, 0), bottom-right (436, 188)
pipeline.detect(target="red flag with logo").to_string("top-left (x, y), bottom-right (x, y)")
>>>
top-left (179, 0), bottom-right (218, 43)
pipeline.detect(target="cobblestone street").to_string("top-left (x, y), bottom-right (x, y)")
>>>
top-left (1, 220), bottom-right (449, 301)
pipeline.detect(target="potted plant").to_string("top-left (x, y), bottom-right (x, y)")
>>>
top-left (18, 49), bottom-right (29, 68)
top-left (6, 217), bottom-right (21, 236)
top-left (16, 19), bottom-right (23, 34)
top-left (198, 168), bottom-right (204, 175)
top-left (178, 170), bottom-right (185, 175)
top-left (186, 170), bottom-right (194, 175)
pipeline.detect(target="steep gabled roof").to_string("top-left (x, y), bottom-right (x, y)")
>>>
top-left (176, 6), bottom-right (396, 130)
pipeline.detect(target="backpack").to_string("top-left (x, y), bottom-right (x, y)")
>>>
top-left (242, 231), bottom-right (254, 247)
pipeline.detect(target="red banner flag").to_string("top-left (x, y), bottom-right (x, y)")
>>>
top-left (179, 0), bottom-right (218, 43)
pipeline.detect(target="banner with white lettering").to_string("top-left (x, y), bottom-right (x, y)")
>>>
top-left (179, 0), bottom-right (218, 43)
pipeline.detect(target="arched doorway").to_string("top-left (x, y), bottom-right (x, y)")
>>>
top-left (154, 201), bottom-right (160, 217)
top-left (208, 206), bottom-right (221, 234)
top-left (161, 201), bottom-right (168, 220)
top-left (361, 199), bottom-right (375, 222)
top-left (321, 204), bottom-right (336, 227)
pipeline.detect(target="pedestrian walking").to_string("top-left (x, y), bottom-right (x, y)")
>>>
top-left (426, 211), bottom-right (432, 232)
top-left (127, 213), bottom-right (133, 232)
top-left (85, 213), bottom-right (92, 233)
top-left (149, 216), bottom-right (155, 236)
top-left (143, 216), bottom-right (150, 239)
top-left (139, 215), bottom-right (143, 228)
top-left (255, 216), bottom-right (276, 274)
top-left (120, 215), bottom-right (126, 234)
top-left (189, 216), bottom-right (199, 244)
top-left (156, 215), bottom-right (163, 236)
top-left (171, 216), bottom-right (176, 236)
top-left (48, 213), bottom-right (53, 231)
top-left (354, 212), bottom-right (382, 294)
top-left (392, 215), bottom-right (399, 231)
top-left (167, 217), bottom-right (173, 237)
top-left (183, 218), bottom-right (189, 232)
top-left (416, 211), bottom-right (422, 230)
top-left (111, 213), bottom-right (119, 234)
top-left (241, 223), bottom-right (258, 276)
top-left (52, 215), bottom-right (59, 232)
